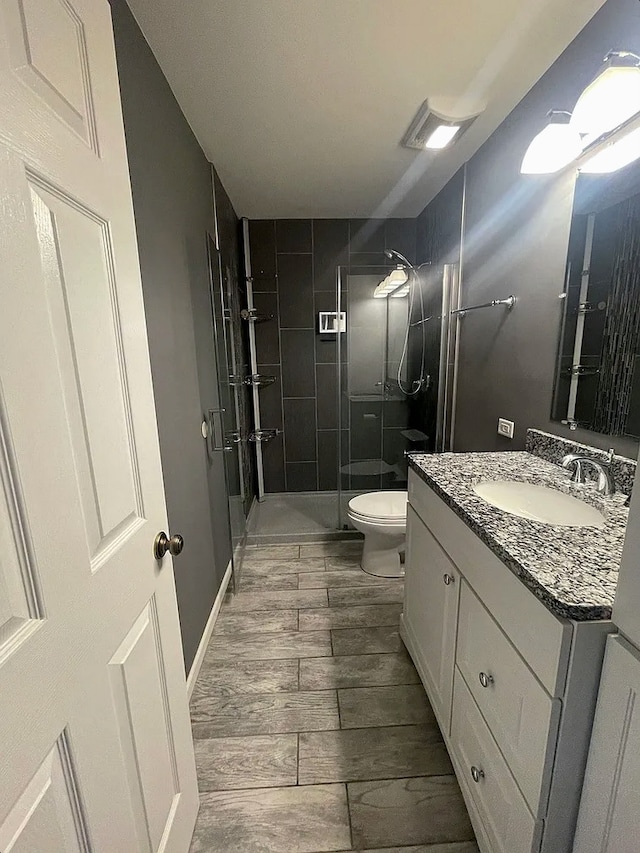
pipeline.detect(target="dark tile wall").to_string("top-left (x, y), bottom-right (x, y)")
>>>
top-left (247, 218), bottom-right (416, 492)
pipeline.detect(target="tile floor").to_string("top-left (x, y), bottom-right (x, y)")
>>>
top-left (189, 541), bottom-right (478, 853)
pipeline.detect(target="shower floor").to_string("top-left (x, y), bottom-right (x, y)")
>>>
top-left (246, 491), bottom-right (363, 544)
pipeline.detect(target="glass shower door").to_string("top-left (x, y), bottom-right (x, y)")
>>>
top-left (206, 235), bottom-right (248, 575)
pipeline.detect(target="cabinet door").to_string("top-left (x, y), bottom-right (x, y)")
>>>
top-left (573, 635), bottom-right (640, 853)
top-left (402, 505), bottom-right (460, 732)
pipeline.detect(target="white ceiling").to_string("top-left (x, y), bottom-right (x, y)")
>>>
top-left (125, 0), bottom-right (605, 219)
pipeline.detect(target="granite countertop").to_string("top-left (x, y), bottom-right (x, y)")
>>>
top-left (407, 451), bottom-right (630, 621)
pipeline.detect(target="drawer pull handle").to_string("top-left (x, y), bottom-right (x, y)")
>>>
top-left (471, 765), bottom-right (485, 783)
top-left (478, 671), bottom-right (494, 688)
top-left (443, 573), bottom-right (455, 585)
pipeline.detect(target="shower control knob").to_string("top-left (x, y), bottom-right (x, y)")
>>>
top-left (443, 573), bottom-right (455, 585)
top-left (479, 672), bottom-right (494, 688)
top-left (154, 531), bottom-right (185, 560)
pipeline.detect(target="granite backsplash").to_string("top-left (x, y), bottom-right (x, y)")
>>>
top-left (526, 429), bottom-right (636, 496)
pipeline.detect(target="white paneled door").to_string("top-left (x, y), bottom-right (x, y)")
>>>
top-left (0, 0), bottom-right (199, 851)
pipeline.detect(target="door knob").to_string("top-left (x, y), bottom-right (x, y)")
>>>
top-left (154, 531), bottom-right (185, 560)
top-left (470, 765), bottom-right (485, 783)
top-left (479, 671), bottom-right (494, 688)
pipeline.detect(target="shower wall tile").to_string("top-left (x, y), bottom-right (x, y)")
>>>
top-left (277, 253), bottom-right (314, 328)
top-left (385, 218), bottom-right (417, 264)
top-left (349, 252), bottom-right (388, 267)
top-left (280, 329), bottom-right (316, 397)
top-left (350, 401), bottom-right (383, 461)
top-left (257, 364), bottom-right (283, 429)
top-left (286, 461), bottom-right (318, 492)
top-left (248, 219), bottom-right (277, 281)
top-left (316, 363), bottom-right (338, 430)
top-left (318, 430), bottom-right (338, 491)
top-left (283, 398), bottom-right (317, 462)
top-left (262, 433), bottom-right (286, 492)
top-left (248, 217), bottom-right (417, 492)
top-left (276, 218), bottom-right (312, 253)
top-left (253, 292), bottom-right (280, 363)
top-left (349, 219), bottom-right (386, 254)
top-left (313, 219), bottom-right (349, 291)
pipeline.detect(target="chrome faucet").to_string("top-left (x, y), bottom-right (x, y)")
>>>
top-left (561, 448), bottom-right (616, 496)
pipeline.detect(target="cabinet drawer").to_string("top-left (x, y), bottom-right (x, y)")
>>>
top-left (457, 582), bottom-right (560, 812)
top-left (451, 669), bottom-right (540, 853)
top-left (408, 469), bottom-right (570, 696)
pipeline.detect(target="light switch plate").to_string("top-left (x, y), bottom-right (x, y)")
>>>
top-left (497, 418), bottom-right (515, 439)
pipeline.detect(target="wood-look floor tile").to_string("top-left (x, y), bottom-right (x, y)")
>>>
top-left (348, 776), bottom-right (475, 849)
top-left (299, 653), bottom-right (419, 690)
top-left (203, 630), bottom-right (331, 662)
top-left (324, 555), bottom-right (363, 570)
top-left (298, 724), bottom-right (452, 784)
top-left (190, 783), bottom-right (351, 852)
top-left (329, 583), bottom-right (404, 607)
top-left (192, 690), bottom-right (339, 737)
top-left (195, 734), bottom-right (297, 791)
top-left (299, 568), bottom-right (395, 589)
top-left (192, 660), bottom-right (299, 707)
top-left (243, 557), bottom-right (326, 574)
top-left (213, 609), bottom-right (298, 635)
top-left (300, 541), bottom-right (363, 558)
top-left (243, 544), bottom-right (300, 561)
top-left (331, 625), bottom-right (403, 655)
top-left (322, 845), bottom-right (479, 853)
top-left (238, 573), bottom-right (299, 592)
top-left (299, 603), bottom-right (402, 631)
top-left (338, 684), bottom-right (435, 729)
top-left (226, 589), bottom-right (328, 612)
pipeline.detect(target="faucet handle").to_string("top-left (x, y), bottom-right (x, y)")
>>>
top-left (607, 447), bottom-right (615, 465)
top-left (561, 453), bottom-right (587, 483)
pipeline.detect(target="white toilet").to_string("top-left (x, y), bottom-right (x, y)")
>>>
top-left (348, 490), bottom-right (408, 578)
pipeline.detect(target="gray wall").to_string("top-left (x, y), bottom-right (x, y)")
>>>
top-left (417, 0), bottom-right (640, 458)
top-left (248, 218), bottom-right (416, 491)
top-left (110, 0), bottom-right (233, 671)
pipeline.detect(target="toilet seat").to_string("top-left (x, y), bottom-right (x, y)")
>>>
top-left (348, 490), bottom-right (407, 522)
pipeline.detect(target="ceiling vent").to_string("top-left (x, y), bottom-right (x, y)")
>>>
top-left (401, 100), bottom-right (480, 151)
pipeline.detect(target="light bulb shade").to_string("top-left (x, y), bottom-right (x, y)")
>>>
top-left (570, 54), bottom-right (640, 142)
top-left (580, 125), bottom-right (640, 173)
top-left (373, 268), bottom-right (409, 298)
top-left (521, 115), bottom-right (583, 174)
top-left (390, 284), bottom-right (410, 297)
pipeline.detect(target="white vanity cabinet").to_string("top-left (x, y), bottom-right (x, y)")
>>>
top-left (403, 505), bottom-right (460, 730)
top-left (573, 634), bottom-right (640, 853)
top-left (401, 469), bottom-right (614, 853)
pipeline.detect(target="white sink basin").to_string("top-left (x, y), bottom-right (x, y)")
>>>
top-left (473, 480), bottom-right (605, 528)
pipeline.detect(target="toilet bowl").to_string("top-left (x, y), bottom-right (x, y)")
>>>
top-left (348, 490), bottom-right (408, 578)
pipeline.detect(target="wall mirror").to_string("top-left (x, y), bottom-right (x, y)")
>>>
top-left (552, 158), bottom-right (640, 438)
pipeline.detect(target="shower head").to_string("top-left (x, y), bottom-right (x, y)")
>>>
top-left (384, 248), bottom-right (414, 269)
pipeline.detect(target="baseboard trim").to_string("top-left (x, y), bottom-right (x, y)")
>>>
top-left (186, 560), bottom-right (232, 699)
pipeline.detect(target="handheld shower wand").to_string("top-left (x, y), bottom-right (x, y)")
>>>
top-left (384, 248), bottom-right (414, 268)
top-left (384, 249), bottom-right (428, 396)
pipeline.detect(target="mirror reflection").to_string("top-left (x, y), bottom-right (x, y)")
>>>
top-left (553, 160), bottom-right (640, 438)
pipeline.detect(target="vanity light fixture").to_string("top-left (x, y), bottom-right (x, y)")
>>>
top-left (580, 125), bottom-right (640, 173)
top-left (401, 100), bottom-right (480, 151)
top-left (570, 51), bottom-right (640, 143)
top-left (520, 111), bottom-right (583, 174)
top-left (373, 267), bottom-right (409, 298)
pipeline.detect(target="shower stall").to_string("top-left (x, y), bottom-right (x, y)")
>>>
top-left (241, 216), bottom-right (463, 542)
